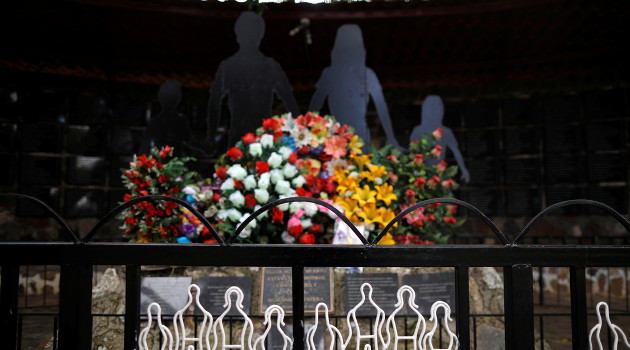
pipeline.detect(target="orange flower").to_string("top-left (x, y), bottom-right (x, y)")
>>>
top-left (324, 135), bottom-right (348, 159)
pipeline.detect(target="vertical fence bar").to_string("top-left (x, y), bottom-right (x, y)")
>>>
top-left (570, 266), bottom-right (588, 350)
top-left (455, 265), bottom-right (470, 350)
top-left (0, 264), bottom-right (19, 348)
top-left (292, 265), bottom-right (305, 350)
top-left (125, 264), bottom-right (141, 350)
top-left (504, 264), bottom-right (534, 350)
top-left (58, 263), bottom-right (93, 349)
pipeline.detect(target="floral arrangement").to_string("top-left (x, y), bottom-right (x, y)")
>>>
top-left (119, 146), bottom-right (198, 243)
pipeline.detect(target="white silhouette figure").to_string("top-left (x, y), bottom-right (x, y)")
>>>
top-left (212, 286), bottom-right (255, 350)
top-left (345, 283), bottom-right (387, 350)
top-left (254, 305), bottom-right (293, 350)
top-left (139, 302), bottom-right (174, 350)
top-left (307, 302), bottom-right (345, 350)
top-left (589, 301), bottom-right (630, 350)
top-left (384, 286), bottom-right (426, 350)
top-left (173, 284), bottom-right (213, 350)
top-left (421, 301), bottom-right (457, 350)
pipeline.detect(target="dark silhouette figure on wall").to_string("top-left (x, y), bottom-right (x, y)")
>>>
top-left (309, 24), bottom-right (401, 153)
top-left (409, 95), bottom-right (470, 183)
top-left (139, 79), bottom-right (192, 157)
top-left (206, 11), bottom-right (300, 151)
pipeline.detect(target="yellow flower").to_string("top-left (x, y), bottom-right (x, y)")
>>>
top-left (350, 154), bottom-right (371, 171)
top-left (381, 208), bottom-right (398, 228)
top-left (351, 185), bottom-right (377, 207)
top-left (377, 233), bottom-right (396, 245)
top-left (368, 164), bottom-right (387, 179)
top-left (336, 176), bottom-right (357, 194)
top-left (357, 203), bottom-right (385, 227)
top-left (375, 183), bottom-right (397, 206)
top-left (348, 135), bottom-right (364, 154)
top-left (336, 197), bottom-right (359, 217)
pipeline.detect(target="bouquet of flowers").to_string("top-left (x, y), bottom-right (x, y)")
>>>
top-left (119, 145), bottom-right (198, 243)
top-left (372, 128), bottom-right (462, 244)
top-left (202, 113), bottom-right (364, 244)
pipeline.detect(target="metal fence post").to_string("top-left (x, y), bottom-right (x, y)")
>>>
top-left (292, 265), bottom-right (305, 350)
top-left (125, 264), bottom-right (141, 350)
top-left (570, 266), bottom-right (588, 349)
top-left (455, 265), bottom-right (470, 350)
top-left (504, 264), bottom-right (534, 350)
top-left (1, 264), bottom-right (19, 349)
top-left (58, 263), bottom-right (94, 349)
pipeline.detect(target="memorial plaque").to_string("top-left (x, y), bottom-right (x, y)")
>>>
top-left (345, 273), bottom-right (399, 315)
top-left (503, 128), bottom-right (540, 155)
top-left (195, 276), bottom-right (252, 316)
top-left (544, 124), bottom-right (582, 153)
top-left (20, 156), bottom-right (61, 185)
top-left (542, 95), bottom-right (580, 124)
top-left (545, 155), bottom-right (585, 185)
top-left (66, 156), bottom-right (106, 186)
top-left (260, 267), bottom-right (333, 314)
top-left (587, 153), bottom-right (627, 183)
top-left (505, 188), bottom-right (541, 217)
top-left (109, 129), bottom-right (143, 155)
top-left (0, 122), bottom-right (16, 151)
top-left (140, 277), bottom-right (192, 316)
top-left (545, 187), bottom-right (585, 215)
top-left (586, 187), bottom-right (627, 215)
top-left (505, 158), bottom-right (540, 186)
top-left (16, 187), bottom-right (60, 217)
top-left (67, 126), bottom-right (107, 155)
top-left (403, 273), bottom-right (456, 315)
top-left (20, 124), bottom-right (63, 153)
top-left (586, 122), bottom-right (627, 152)
top-left (64, 189), bottom-right (105, 218)
top-left (112, 98), bottom-right (149, 126)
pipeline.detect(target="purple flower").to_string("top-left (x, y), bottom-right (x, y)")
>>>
top-left (179, 222), bottom-right (197, 238)
top-left (310, 144), bottom-right (324, 156)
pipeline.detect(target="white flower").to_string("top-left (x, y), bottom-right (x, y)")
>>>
top-left (254, 205), bottom-right (268, 219)
top-left (238, 213), bottom-right (257, 230)
top-left (229, 191), bottom-right (245, 208)
top-left (292, 175), bottom-right (306, 188)
top-left (204, 206), bottom-right (218, 218)
top-left (258, 173), bottom-right (271, 190)
top-left (243, 175), bottom-right (257, 190)
top-left (270, 169), bottom-right (284, 185)
top-left (194, 189), bottom-right (213, 202)
top-left (182, 185), bottom-right (199, 195)
top-left (254, 189), bottom-right (270, 204)
top-left (239, 229), bottom-right (252, 239)
top-left (267, 152), bottom-right (283, 168)
top-left (290, 127), bottom-right (313, 148)
top-left (278, 196), bottom-right (290, 211)
top-left (281, 113), bottom-right (294, 132)
top-left (220, 178), bottom-right (235, 191)
top-left (226, 164), bottom-right (247, 181)
top-left (282, 163), bottom-right (298, 179)
top-left (249, 142), bottom-right (262, 157)
top-left (217, 209), bottom-right (229, 221)
top-left (281, 231), bottom-right (295, 243)
top-left (301, 218), bottom-right (312, 229)
top-left (260, 134), bottom-right (274, 148)
top-left (289, 201), bottom-right (302, 213)
top-left (374, 177), bottom-right (383, 185)
top-left (329, 204), bottom-right (344, 219)
top-left (278, 146), bottom-right (294, 160)
top-left (303, 202), bottom-right (319, 217)
top-left (326, 158), bottom-right (348, 172)
top-left (227, 208), bottom-right (242, 222)
top-left (275, 180), bottom-right (291, 195)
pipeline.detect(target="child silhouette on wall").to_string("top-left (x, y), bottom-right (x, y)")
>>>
top-left (309, 24), bottom-right (402, 153)
top-left (139, 79), bottom-right (192, 157)
top-left (206, 11), bottom-right (299, 151)
top-left (410, 95), bottom-right (470, 183)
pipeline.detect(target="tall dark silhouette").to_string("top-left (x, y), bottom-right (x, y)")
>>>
top-left (309, 24), bottom-right (401, 153)
top-left (409, 95), bottom-right (470, 183)
top-left (139, 79), bottom-right (192, 157)
top-left (206, 11), bottom-right (299, 151)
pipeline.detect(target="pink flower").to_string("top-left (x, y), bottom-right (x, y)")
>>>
top-left (413, 154), bottom-right (424, 166)
top-left (447, 204), bottom-right (458, 214)
top-left (387, 155), bottom-right (398, 164)
top-left (444, 216), bottom-right (456, 224)
top-left (442, 179), bottom-right (454, 189)
top-left (428, 176), bottom-right (440, 188)
top-left (431, 145), bottom-right (442, 158)
top-left (432, 128), bottom-right (443, 140)
top-left (324, 135), bottom-right (348, 159)
top-left (436, 160), bottom-right (447, 173)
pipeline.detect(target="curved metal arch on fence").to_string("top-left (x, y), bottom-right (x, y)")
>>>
top-left (372, 197), bottom-right (509, 246)
top-left (514, 199), bottom-right (630, 245)
top-left (229, 196), bottom-right (367, 245)
top-left (0, 193), bottom-right (81, 244)
top-left (82, 194), bottom-right (225, 245)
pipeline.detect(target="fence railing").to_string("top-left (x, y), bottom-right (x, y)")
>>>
top-left (1, 194), bottom-right (629, 349)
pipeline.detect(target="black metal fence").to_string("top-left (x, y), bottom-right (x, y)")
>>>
top-left (1, 195), bottom-right (630, 350)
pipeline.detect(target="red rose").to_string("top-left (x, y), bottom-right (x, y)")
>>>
top-left (441, 179), bottom-right (454, 189)
top-left (216, 166), bottom-right (228, 180)
top-left (428, 176), bottom-right (440, 188)
top-left (245, 194), bottom-right (257, 209)
top-left (386, 155), bottom-right (398, 164)
top-left (318, 153), bottom-right (332, 162)
top-left (288, 224), bottom-right (303, 237)
top-left (324, 180), bottom-right (336, 194)
top-left (159, 175), bottom-right (169, 183)
top-left (295, 187), bottom-right (313, 198)
top-left (310, 223), bottom-right (322, 235)
top-left (431, 145), bottom-right (443, 158)
top-left (405, 189), bottom-right (415, 202)
top-left (272, 207), bottom-right (284, 224)
top-left (234, 179), bottom-right (243, 190)
top-left (124, 216), bottom-right (138, 226)
top-left (241, 132), bottom-right (256, 144)
top-left (299, 233), bottom-right (315, 244)
top-left (212, 192), bottom-right (221, 203)
top-left (145, 218), bottom-right (154, 226)
top-left (413, 154), bottom-right (424, 166)
top-left (170, 224), bottom-right (179, 237)
top-left (138, 190), bottom-right (149, 197)
top-left (201, 225), bottom-right (212, 238)
top-left (262, 118), bottom-right (280, 131)
top-left (156, 162), bottom-right (163, 170)
top-left (304, 175), bottom-right (317, 187)
top-left (136, 154), bottom-right (148, 168)
top-left (145, 158), bottom-right (156, 169)
top-left (288, 153), bottom-right (298, 164)
top-left (226, 147), bottom-right (244, 161)
top-left (414, 177), bottom-right (426, 188)
top-left (436, 160), bottom-right (448, 173)
top-left (424, 213), bottom-right (436, 223)
top-left (156, 208), bottom-right (164, 217)
top-left (256, 161), bottom-right (270, 175)
top-left (447, 205), bottom-right (458, 214)
top-left (432, 128), bottom-right (443, 140)
top-left (204, 239), bottom-right (218, 244)
top-left (298, 145), bottom-right (310, 155)
top-left (124, 194), bottom-right (133, 202)
top-left (169, 187), bottom-right (180, 194)
top-left (159, 145), bottom-right (173, 158)
top-left (273, 129), bottom-right (284, 141)
top-left (444, 216), bottom-right (456, 224)
top-left (428, 203), bottom-right (441, 209)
